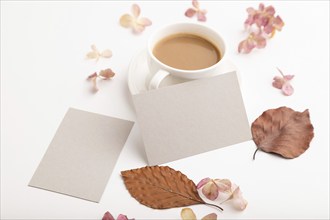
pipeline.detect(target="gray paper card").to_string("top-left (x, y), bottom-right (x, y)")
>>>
top-left (133, 72), bottom-right (251, 165)
top-left (29, 108), bottom-right (134, 202)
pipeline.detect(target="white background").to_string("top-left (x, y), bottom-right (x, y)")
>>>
top-left (1, 1), bottom-right (329, 219)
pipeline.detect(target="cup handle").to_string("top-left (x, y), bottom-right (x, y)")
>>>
top-left (148, 69), bottom-right (170, 90)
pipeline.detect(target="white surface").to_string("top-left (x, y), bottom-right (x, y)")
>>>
top-left (1, 1), bottom-right (329, 219)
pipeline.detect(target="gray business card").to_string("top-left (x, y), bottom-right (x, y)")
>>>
top-left (133, 72), bottom-right (251, 165)
top-left (29, 108), bottom-right (134, 202)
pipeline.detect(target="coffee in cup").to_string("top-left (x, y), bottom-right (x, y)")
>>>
top-left (147, 23), bottom-right (227, 90)
top-left (153, 33), bottom-right (221, 71)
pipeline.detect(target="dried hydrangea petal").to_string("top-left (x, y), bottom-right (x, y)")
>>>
top-left (265, 5), bottom-right (275, 16)
top-left (91, 77), bottom-right (98, 92)
top-left (264, 22), bottom-right (275, 34)
top-left (101, 50), bottom-right (113, 58)
top-left (131, 4), bottom-right (140, 17)
top-left (253, 33), bottom-right (266, 48)
top-left (102, 211), bottom-right (115, 220)
top-left (258, 3), bottom-right (265, 11)
top-left (192, 0), bottom-right (199, 9)
top-left (117, 214), bottom-right (129, 220)
top-left (282, 82), bottom-right (294, 96)
top-left (201, 213), bottom-right (217, 220)
top-left (238, 37), bottom-right (255, 53)
top-left (231, 186), bottom-right (248, 210)
top-left (87, 72), bottom-right (97, 79)
top-left (181, 208), bottom-right (197, 220)
top-left (185, 8), bottom-right (196, 17)
top-left (181, 208), bottom-right (217, 220)
top-left (133, 24), bottom-right (145, 33)
top-left (196, 177), bottom-right (211, 189)
top-left (99, 68), bottom-right (115, 79)
top-left (86, 51), bottom-right (98, 59)
top-left (202, 181), bottom-right (219, 200)
top-left (272, 76), bottom-right (284, 89)
top-left (120, 14), bottom-right (134, 28)
top-left (137, 17), bottom-right (152, 26)
top-left (214, 179), bottom-right (231, 192)
top-left (284, 75), bottom-right (294, 81)
top-left (273, 16), bottom-right (285, 31)
top-left (86, 45), bottom-right (99, 59)
top-left (197, 11), bottom-right (207, 22)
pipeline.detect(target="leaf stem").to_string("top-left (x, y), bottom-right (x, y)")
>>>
top-left (204, 202), bottom-right (224, 211)
top-left (253, 148), bottom-right (259, 160)
top-left (276, 67), bottom-right (285, 77)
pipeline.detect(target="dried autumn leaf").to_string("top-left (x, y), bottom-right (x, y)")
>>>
top-left (121, 166), bottom-right (223, 210)
top-left (251, 107), bottom-right (314, 159)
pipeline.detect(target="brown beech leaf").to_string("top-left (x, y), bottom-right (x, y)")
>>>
top-left (251, 106), bottom-right (314, 159)
top-left (121, 166), bottom-right (223, 210)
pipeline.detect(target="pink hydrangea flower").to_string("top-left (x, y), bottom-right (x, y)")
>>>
top-left (87, 68), bottom-right (115, 92)
top-left (238, 32), bottom-right (266, 53)
top-left (272, 67), bottom-right (294, 96)
top-left (86, 44), bottom-right (112, 62)
top-left (245, 3), bottom-right (284, 35)
top-left (184, 0), bottom-right (207, 22)
top-left (197, 178), bottom-right (248, 211)
top-left (245, 3), bottom-right (276, 28)
top-left (239, 3), bottom-right (284, 53)
top-left (197, 178), bottom-right (231, 200)
top-left (181, 208), bottom-right (217, 220)
top-left (119, 4), bottom-right (152, 34)
top-left (102, 211), bottom-right (134, 220)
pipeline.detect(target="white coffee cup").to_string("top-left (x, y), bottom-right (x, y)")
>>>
top-left (147, 22), bottom-right (227, 90)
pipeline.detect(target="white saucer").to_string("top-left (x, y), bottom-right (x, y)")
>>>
top-left (128, 49), bottom-right (239, 95)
